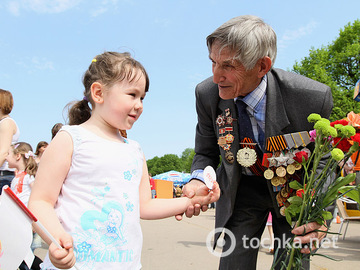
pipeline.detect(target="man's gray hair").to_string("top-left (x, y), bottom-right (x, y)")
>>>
top-left (206, 15), bottom-right (277, 70)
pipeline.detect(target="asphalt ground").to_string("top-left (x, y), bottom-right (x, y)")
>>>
top-left (34, 209), bottom-right (360, 270)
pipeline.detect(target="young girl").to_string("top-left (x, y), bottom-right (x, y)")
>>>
top-left (6, 142), bottom-right (42, 270)
top-left (0, 89), bottom-right (20, 194)
top-left (29, 51), bottom-right (219, 270)
top-left (7, 142), bottom-right (37, 206)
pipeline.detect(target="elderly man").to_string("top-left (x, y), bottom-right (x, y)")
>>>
top-left (181, 15), bottom-right (333, 270)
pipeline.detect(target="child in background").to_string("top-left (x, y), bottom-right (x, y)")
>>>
top-left (7, 142), bottom-right (37, 206)
top-left (29, 51), bottom-right (220, 270)
top-left (6, 142), bottom-right (42, 270)
top-left (34, 141), bottom-right (48, 164)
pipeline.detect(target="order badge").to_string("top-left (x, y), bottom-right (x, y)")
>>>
top-left (237, 148), bottom-right (257, 167)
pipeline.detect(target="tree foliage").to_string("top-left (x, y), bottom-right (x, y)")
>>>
top-left (292, 20), bottom-right (360, 121)
top-left (147, 148), bottom-right (195, 176)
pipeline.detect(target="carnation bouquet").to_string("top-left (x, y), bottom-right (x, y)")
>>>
top-left (271, 112), bottom-right (360, 270)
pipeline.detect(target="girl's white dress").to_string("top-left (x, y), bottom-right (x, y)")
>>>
top-left (0, 117), bottom-right (20, 171)
top-left (10, 171), bottom-right (35, 206)
top-left (41, 125), bottom-right (143, 270)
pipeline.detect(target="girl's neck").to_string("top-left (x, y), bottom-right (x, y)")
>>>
top-left (0, 113), bottom-right (9, 121)
top-left (82, 118), bottom-right (125, 142)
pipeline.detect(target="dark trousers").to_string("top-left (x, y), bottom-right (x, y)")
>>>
top-left (219, 175), bottom-right (309, 270)
top-left (0, 175), bottom-right (14, 194)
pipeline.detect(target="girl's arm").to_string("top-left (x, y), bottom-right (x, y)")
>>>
top-left (0, 119), bottom-right (15, 166)
top-left (139, 156), bottom-right (220, 220)
top-left (28, 130), bottom-right (76, 269)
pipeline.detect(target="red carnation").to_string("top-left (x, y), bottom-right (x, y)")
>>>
top-left (296, 189), bottom-right (305, 198)
top-left (351, 133), bottom-right (360, 144)
top-left (330, 119), bottom-right (349, 127)
top-left (333, 137), bottom-right (352, 152)
top-left (293, 151), bottom-right (309, 163)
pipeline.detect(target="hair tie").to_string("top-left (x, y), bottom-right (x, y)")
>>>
top-left (92, 58), bottom-right (97, 63)
top-left (83, 96), bottom-right (89, 102)
top-left (25, 151), bottom-right (35, 159)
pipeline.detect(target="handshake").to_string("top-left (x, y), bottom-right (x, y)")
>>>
top-left (176, 166), bottom-right (220, 221)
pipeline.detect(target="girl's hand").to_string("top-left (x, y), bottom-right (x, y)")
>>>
top-left (48, 232), bottom-right (76, 269)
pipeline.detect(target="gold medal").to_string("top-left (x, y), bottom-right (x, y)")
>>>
top-left (271, 176), bottom-right (281, 186)
top-left (294, 163), bottom-right (302, 170)
top-left (225, 151), bottom-right (235, 164)
top-left (264, 169), bottom-right (274, 180)
top-left (286, 164), bottom-right (296, 175)
top-left (236, 147), bottom-right (257, 167)
top-left (276, 166), bottom-right (286, 177)
top-left (225, 134), bottom-right (234, 144)
top-left (279, 206), bottom-right (286, 216)
top-left (278, 177), bottom-right (286, 185)
top-left (280, 187), bottom-right (289, 198)
top-left (218, 136), bottom-right (226, 146)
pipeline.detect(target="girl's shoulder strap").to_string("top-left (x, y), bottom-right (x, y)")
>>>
top-left (59, 125), bottom-right (83, 151)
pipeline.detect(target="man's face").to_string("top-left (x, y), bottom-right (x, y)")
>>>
top-left (209, 41), bottom-right (263, 99)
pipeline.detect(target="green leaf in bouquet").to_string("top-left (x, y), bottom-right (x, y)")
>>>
top-left (315, 217), bottom-right (324, 225)
top-left (338, 185), bottom-right (360, 204)
top-left (285, 208), bottom-right (292, 226)
top-left (322, 173), bottom-right (356, 206)
top-left (287, 195), bottom-right (303, 206)
top-left (320, 210), bottom-right (333, 221)
top-left (289, 180), bottom-right (303, 190)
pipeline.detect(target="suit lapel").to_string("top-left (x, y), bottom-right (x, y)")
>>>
top-left (218, 98), bottom-right (240, 152)
top-left (265, 71), bottom-right (290, 138)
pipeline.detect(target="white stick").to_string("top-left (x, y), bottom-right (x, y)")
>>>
top-left (35, 221), bottom-right (80, 270)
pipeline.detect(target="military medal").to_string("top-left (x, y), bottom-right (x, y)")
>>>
top-left (216, 109), bottom-right (237, 165)
top-left (237, 147), bottom-right (257, 167)
top-left (264, 169), bottom-right (274, 180)
top-left (294, 163), bottom-right (302, 170)
top-left (216, 115), bottom-right (226, 127)
top-left (278, 177), bottom-right (286, 185)
top-left (286, 164), bottom-right (296, 174)
top-left (271, 176), bottom-right (281, 186)
top-left (279, 206), bottom-right (286, 216)
top-left (276, 166), bottom-right (286, 177)
top-left (225, 151), bottom-right (235, 164)
top-left (225, 134), bottom-right (234, 144)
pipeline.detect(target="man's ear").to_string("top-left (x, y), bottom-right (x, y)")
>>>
top-left (90, 82), bottom-right (104, 104)
top-left (258, 56), bottom-right (272, 78)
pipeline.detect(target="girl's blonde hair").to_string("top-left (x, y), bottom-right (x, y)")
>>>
top-left (12, 142), bottom-right (38, 176)
top-left (67, 51), bottom-right (150, 125)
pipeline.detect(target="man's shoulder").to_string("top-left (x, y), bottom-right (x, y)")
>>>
top-left (196, 76), bottom-right (217, 91)
top-left (270, 68), bottom-right (330, 92)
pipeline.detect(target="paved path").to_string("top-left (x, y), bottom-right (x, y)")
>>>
top-left (35, 209), bottom-right (360, 269)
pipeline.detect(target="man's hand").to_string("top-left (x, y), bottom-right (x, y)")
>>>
top-left (175, 179), bottom-right (208, 221)
top-left (292, 222), bottom-right (328, 254)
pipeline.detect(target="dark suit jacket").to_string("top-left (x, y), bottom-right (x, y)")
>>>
top-left (191, 68), bottom-right (333, 231)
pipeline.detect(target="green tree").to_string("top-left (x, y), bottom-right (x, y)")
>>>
top-left (147, 154), bottom-right (183, 176)
top-left (180, 148), bottom-right (195, 173)
top-left (292, 20), bottom-right (360, 121)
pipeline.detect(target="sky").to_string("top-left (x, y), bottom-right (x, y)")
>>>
top-left (1, 0), bottom-right (359, 159)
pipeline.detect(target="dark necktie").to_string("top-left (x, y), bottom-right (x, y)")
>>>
top-left (236, 99), bottom-right (265, 175)
top-left (236, 99), bottom-right (255, 141)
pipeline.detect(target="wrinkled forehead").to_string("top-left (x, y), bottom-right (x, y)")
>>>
top-left (209, 42), bottom-right (239, 64)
